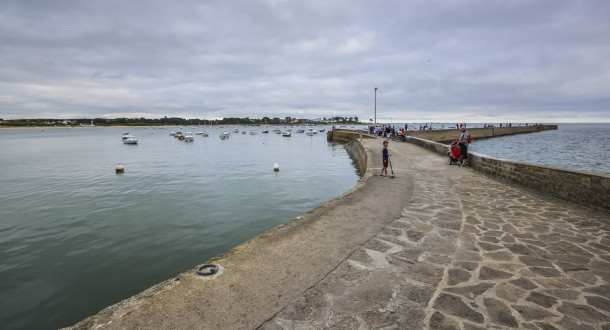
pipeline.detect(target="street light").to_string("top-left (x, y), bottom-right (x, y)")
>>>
top-left (374, 87), bottom-right (378, 127)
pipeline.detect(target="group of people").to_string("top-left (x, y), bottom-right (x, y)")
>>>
top-left (379, 124), bottom-right (471, 177)
top-left (369, 125), bottom-right (407, 139)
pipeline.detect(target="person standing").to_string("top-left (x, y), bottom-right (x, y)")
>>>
top-left (458, 125), bottom-right (470, 167)
top-left (380, 140), bottom-right (391, 177)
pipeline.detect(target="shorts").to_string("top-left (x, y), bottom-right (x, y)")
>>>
top-left (383, 158), bottom-right (388, 168)
top-left (459, 143), bottom-right (468, 159)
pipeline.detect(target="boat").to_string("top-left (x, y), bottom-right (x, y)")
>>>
top-left (241, 130), bottom-right (246, 134)
top-left (296, 129), bottom-right (305, 133)
top-left (195, 131), bottom-right (209, 137)
top-left (183, 132), bottom-right (194, 142)
top-left (233, 128), bottom-right (239, 133)
top-left (173, 131), bottom-right (183, 138)
top-left (250, 129), bottom-right (257, 135)
top-left (282, 131), bottom-right (291, 137)
top-left (122, 132), bottom-right (138, 144)
top-left (318, 128), bottom-right (325, 132)
top-left (262, 130), bottom-right (269, 134)
top-left (219, 132), bottom-right (230, 140)
top-left (273, 129), bottom-right (282, 134)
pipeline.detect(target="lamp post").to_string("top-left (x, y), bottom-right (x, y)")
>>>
top-left (374, 87), bottom-right (378, 127)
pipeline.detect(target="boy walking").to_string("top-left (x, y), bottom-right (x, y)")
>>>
top-left (380, 140), bottom-right (391, 177)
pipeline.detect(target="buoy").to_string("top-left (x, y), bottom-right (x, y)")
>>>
top-left (115, 164), bottom-right (124, 173)
top-left (273, 163), bottom-right (279, 171)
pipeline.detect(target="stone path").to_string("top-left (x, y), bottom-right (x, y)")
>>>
top-left (262, 138), bottom-right (610, 330)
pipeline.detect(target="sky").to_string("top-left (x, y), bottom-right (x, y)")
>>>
top-left (1, 0), bottom-right (609, 123)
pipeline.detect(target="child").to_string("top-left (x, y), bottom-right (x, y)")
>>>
top-left (380, 140), bottom-right (391, 177)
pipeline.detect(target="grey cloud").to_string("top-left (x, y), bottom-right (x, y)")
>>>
top-left (0, 0), bottom-right (608, 122)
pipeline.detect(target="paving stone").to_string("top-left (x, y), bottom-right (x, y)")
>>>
top-left (529, 266), bottom-right (563, 277)
top-left (510, 277), bottom-right (539, 290)
top-left (406, 262), bottom-right (445, 286)
top-left (454, 261), bottom-right (479, 271)
top-left (495, 282), bottom-right (527, 302)
top-left (363, 239), bottom-right (393, 252)
top-left (447, 268), bottom-right (471, 285)
top-left (556, 261), bottom-right (589, 272)
top-left (483, 251), bottom-right (514, 261)
top-left (547, 241), bottom-right (593, 257)
top-left (478, 242), bottom-right (504, 251)
top-left (399, 284), bottom-right (435, 305)
top-left (501, 235), bottom-right (517, 243)
top-left (433, 294), bottom-right (484, 324)
top-left (585, 295), bottom-right (610, 313)
top-left (567, 270), bottom-right (598, 285)
top-left (583, 284), bottom-right (610, 297)
top-left (453, 250), bottom-right (483, 262)
top-left (478, 266), bottom-right (513, 280)
top-left (519, 256), bottom-right (554, 268)
top-left (444, 283), bottom-right (495, 298)
top-left (557, 316), bottom-right (596, 330)
top-left (533, 277), bottom-right (584, 290)
top-left (401, 306), bottom-right (427, 329)
top-left (511, 304), bottom-right (558, 321)
top-left (543, 289), bottom-right (580, 301)
top-left (535, 322), bottom-right (560, 330)
top-left (462, 323), bottom-right (487, 330)
top-left (361, 310), bottom-right (398, 328)
top-left (521, 323), bottom-right (539, 329)
top-left (483, 230), bottom-right (504, 237)
top-left (483, 298), bottom-right (518, 327)
top-left (525, 291), bottom-right (558, 308)
top-left (406, 230), bottom-right (425, 242)
top-left (428, 311), bottom-right (460, 330)
top-left (557, 302), bottom-right (610, 323)
top-left (501, 223), bottom-right (519, 234)
top-left (553, 254), bottom-right (590, 265)
top-left (505, 243), bottom-right (535, 255)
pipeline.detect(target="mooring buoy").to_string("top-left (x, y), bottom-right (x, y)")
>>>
top-left (273, 162), bottom-right (279, 171)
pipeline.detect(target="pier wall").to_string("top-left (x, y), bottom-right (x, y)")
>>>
top-left (406, 136), bottom-right (610, 212)
top-left (401, 124), bottom-right (557, 142)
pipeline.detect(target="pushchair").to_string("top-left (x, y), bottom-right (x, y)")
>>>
top-left (447, 140), bottom-right (462, 165)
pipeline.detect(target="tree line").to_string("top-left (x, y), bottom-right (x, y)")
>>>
top-left (1, 116), bottom-right (361, 127)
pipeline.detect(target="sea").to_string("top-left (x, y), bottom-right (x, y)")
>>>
top-left (1, 122), bottom-right (608, 330)
top-left (0, 126), bottom-right (360, 330)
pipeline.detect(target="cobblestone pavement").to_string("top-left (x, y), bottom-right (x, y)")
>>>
top-left (263, 138), bottom-right (610, 330)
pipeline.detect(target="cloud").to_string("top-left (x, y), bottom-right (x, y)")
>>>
top-left (0, 0), bottom-right (609, 123)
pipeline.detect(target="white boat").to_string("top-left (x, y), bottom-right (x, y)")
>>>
top-left (282, 131), bottom-right (291, 137)
top-left (273, 129), bottom-right (282, 134)
top-left (219, 132), bottom-right (230, 140)
top-left (173, 131), bottom-right (183, 138)
top-left (250, 129), bottom-right (257, 135)
top-left (196, 131), bottom-right (209, 137)
top-left (233, 128), bottom-right (239, 133)
top-left (122, 132), bottom-right (138, 144)
top-left (184, 132), bottom-right (194, 142)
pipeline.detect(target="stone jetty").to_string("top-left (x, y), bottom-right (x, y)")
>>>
top-left (66, 133), bottom-right (609, 329)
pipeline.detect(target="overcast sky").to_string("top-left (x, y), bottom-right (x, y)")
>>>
top-left (1, 0), bottom-right (609, 123)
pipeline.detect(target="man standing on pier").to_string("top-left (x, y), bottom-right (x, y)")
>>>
top-left (458, 125), bottom-right (470, 167)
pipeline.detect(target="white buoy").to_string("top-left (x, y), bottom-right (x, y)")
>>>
top-left (273, 162), bottom-right (279, 171)
top-left (115, 164), bottom-right (125, 173)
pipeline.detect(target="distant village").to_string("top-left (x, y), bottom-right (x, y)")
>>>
top-left (0, 116), bottom-right (361, 127)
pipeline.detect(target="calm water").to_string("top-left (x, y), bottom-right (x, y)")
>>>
top-left (467, 123), bottom-right (610, 175)
top-left (0, 126), bottom-right (360, 330)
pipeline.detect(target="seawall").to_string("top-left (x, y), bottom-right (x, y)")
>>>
top-left (401, 124), bottom-right (557, 142)
top-left (405, 135), bottom-right (610, 212)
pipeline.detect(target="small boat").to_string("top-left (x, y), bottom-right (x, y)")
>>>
top-left (184, 132), bottom-right (194, 142)
top-left (282, 131), bottom-right (291, 137)
top-left (195, 131), bottom-right (209, 137)
top-left (250, 129), bottom-right (257, 135)
top-left (122, 132), bottom-right (138, 144)
top-left (296, 129), bottom-right (305, 133)
top-left (262, 130), bottom-right (269, 134)
top-left (241, 130), bottom-right (246, 134)
top-left (173, 131), bottom-right (183, 138)
top-left (273, 129), bottom-right (282, 134)
top-left (318, 128), bottom-right (325, 132)
top-left (219, 132), bottom-right (230, 140)
top-left (233, 128), bottom-right (239, 133)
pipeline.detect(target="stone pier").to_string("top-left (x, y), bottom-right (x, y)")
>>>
top-left (66, 134), bottom-right (609, 330)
